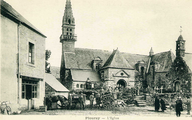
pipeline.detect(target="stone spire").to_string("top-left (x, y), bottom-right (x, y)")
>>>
top-left (60, 0), bottom-right (76, 43)
top-left (62, 0), bottom-right (75, 25)
top-left (149, 47), bottom-right (154, 56)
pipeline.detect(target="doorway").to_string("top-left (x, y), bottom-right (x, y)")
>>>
top-left (175, 81), bottom-right (181, 92)
top-left (117, 79), bottom-right (127, 88)
top-left (26, 85), bottom-right (32, 99)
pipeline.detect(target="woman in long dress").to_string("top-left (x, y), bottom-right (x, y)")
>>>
top-left (154, 96), bottom-right (160, 112)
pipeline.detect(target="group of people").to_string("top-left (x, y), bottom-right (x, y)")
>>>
top-left (154, 96), bottom-right (166, 112)
top-left (154, 96), bottom-right (191, 117)
top-left (68, 92), bottom-right (100, 110)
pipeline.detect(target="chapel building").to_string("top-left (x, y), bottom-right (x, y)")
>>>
top-left (59, 0), bottom-right (192, 94)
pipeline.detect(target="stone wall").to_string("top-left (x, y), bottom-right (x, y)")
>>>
top-left (0, 15), bottom-right (18, 104)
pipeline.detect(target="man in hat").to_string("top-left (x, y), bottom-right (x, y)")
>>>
top-left (175, 96), bottom-right (183, 117)
top-left (79, 92), bottom-right (85, 110)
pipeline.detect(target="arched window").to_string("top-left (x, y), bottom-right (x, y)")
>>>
top-left (80, 84), bottom-right (84, 88)
top-left (68, 19), bottom-right (71, 24)
top-left (76, 84), bottom-right (79, 88)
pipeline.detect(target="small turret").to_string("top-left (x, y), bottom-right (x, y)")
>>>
top-left (149, 47), bottom-right (154, 57)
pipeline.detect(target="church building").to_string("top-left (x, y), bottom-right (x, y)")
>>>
top-left (59, 0), bottom-right (192, 94)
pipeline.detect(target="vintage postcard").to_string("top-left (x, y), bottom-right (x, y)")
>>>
top-left (1, 0), bottom-right (192, 119)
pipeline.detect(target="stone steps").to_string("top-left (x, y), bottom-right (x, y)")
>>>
top-left (135, 95), bottom-right (146, 107)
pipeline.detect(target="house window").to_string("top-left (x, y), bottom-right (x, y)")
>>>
top-left (70, 29), bottom-right (72, 31)
top-left (22, 85), bottom-right (26, 99)
top-left (70, 33), bottom-right (72, 36)
top-left (28, 42), bottom-right (34, 64)
top-left (32, 86), bottom-right (37, 98)
top-left (22, 80), bottom-right (38, 99)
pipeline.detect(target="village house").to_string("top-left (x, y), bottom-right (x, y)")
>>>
top-left (0, 0), bottom-right (46, 111)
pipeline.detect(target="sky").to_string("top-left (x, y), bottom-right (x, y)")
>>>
top-left (4, 0), bottom-right (192, 67)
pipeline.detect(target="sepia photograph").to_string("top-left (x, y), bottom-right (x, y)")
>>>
top-left (0, 0), bottom-right (192, 119)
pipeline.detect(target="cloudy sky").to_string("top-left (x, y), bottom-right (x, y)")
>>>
top-left (4, 0), bottom-right (192, 67)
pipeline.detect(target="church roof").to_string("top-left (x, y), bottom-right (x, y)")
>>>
top-left (65, 48), bottom-right (111, 69)
top-left (1, 0), bottom-right (46, 38)
top-left (121, 52), bottom-right (150, 69)
top-left (71, 69), bottom-right (100, 82)
top-left (183, 53), bottom-right (192, 73)
top-left (151, 50), bottom-right (175, 72)
top-left (102, 49), bottom-right (134, 69)
top-left (64, 48), bottom-right (149, 70)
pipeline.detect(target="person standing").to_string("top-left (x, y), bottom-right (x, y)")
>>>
top-left (175, 97), bottom-right (183, 117)
top-left (154, 96), bottom-right (160, 112)
top-left (160, 98), bottom-right (166, 112)
top-left (79, 93), bottom-right (85, 110)
top-left (186, 97), bottom-right (191, 115)
top-left (89, 93), bottom-right (94, 109)
top-left (96, 93), bottom-right (101, 108)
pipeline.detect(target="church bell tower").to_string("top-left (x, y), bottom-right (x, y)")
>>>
top-left (60, 0), bottom-right (76, 87)
top-left (60, 0), bottom-right (76, 53)
top-left (176, 35), bottom-right (185, 57)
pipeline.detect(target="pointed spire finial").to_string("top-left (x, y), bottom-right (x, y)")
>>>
top-left (149, 47), bottom-right (154, 56)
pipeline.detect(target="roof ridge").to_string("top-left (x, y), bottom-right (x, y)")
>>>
top-left (153, 50), bottom-right (171, 55)
top-left (75, 47), bottom-right (112, 52)
top-left (102, 49), bottom-right (117, 68)
top-left (1, 0), bottom-right (46, 37)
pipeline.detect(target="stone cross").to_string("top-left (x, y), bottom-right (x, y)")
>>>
top-left (180, 26), bottom-right (182, 35)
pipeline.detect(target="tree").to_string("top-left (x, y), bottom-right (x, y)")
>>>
top-left (45, 50), bottom-right (51, 73)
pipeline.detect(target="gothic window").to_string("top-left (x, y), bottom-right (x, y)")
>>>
top-left (68, 19), bottom-right (71, 24)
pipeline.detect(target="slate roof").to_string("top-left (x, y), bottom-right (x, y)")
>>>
top-left (63, 48), bottom-right (151, 70)
top-left (183, 53), bottom-right (192, 73)
top-left (1, 0), bottom-right (46, 37)
top-left (65, 48), bottom-right (111, 69)
top-left (121, 52), bottom-right (149, 69)
top-left (50, 66), bottom-right (60, 79)
top-left (102, 49), bottom-right (134, 69)
top-left (151, 50), bottom-right (175, 72)
top-left (45, 73), bottom-right (68, 92)
top-left (71, 69), bottom-right (100, 82)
